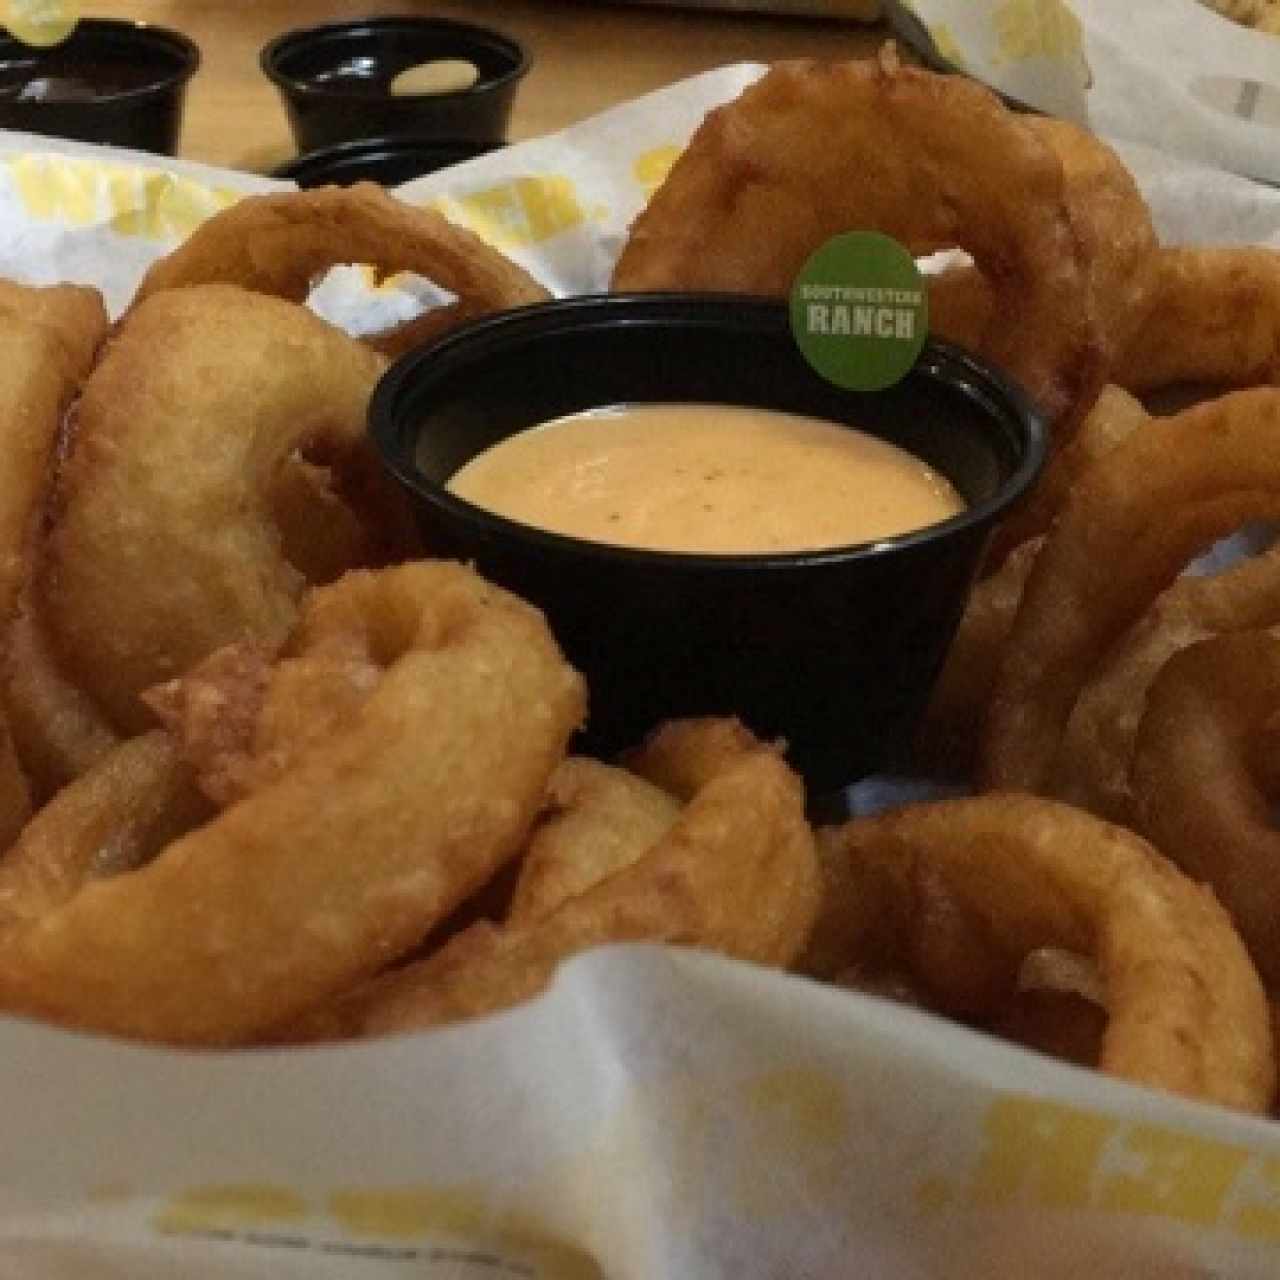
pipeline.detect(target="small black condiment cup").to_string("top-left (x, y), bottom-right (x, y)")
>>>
top-left (261, 16), bottom-right (529, 157)
top-left (0, 19), bottom-right (199, 155)
top-left (271, 135), bottom-right (501, 189)
top-left (369, 294), bottom-right (1046, 798)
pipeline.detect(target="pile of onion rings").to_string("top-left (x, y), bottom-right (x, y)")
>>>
top-left (0, 63), bottom-right (1270, 1126)
top-left (612, 48), bottom-right (1105, 444)
top-left (0, 189), bottom-right (823, 1050)
top-left (611, 50), bottom-right (1280, 1111)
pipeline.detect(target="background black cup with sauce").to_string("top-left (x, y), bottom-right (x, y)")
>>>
top-left (370, 294), bottom-right (1046, 799)
top-left (261, 16), bottom-right (529, 157)
top-left (0, 19), bottom-right (199, 155)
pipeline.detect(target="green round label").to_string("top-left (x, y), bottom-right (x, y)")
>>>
top-left (789, 231), bottom-right (928, 392)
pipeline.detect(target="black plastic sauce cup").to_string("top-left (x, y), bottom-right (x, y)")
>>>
top-left (261, 17), bottom-right (529, 156)
top-left (370, 294), bottom-right (1046, 797)
top-left (0, 19), bottom-right (199, 155)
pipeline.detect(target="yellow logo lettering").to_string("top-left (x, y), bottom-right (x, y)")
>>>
top-left (633, 145), bottom-right (681, 195)
top-left (972, 1096), bottom-right (1114, 1209)
top-left (429, 175), bottom-right (584, 250)
top-left (1097, 1125), bottom-right (1249, 1227)
top-left (1232, 1156), bottom-right (1280, 1241)
top-left (154, 1183), bottom-right (308, 1234)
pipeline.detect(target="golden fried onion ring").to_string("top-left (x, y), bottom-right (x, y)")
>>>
top-left (1115, 246), bottom-right (1280, 393)
top-left (0, 281), bottom-right (105, 626)
top-left (1130, 631), bottom-right (1280, 988)
top-left (0, 282), bottom-right (108, 813)
top-left (129, 181), bottom-right (550, 336)
top-left (820, 793), bottom-right (1274, 1112)
top-left (612, 52), bottom-right (1102, 435)
top-left (40, 284), bottom-right (416, 734)
top-left (3, 585), bottom-right (119, 803)
top-left (983, 387), bottom-right (1280, 793)
top-left (0, 730), bottom-right (209, 929)
top-left (283, 718), bottom-right (820, 1039)
top-left (923, 119), bottom-right (1158, 396)
top-left (0, 562), bottom-right (586, 1044)
top-left (507, 756), bottom-right (680, 927)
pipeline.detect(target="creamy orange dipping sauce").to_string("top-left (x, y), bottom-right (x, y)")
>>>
top-left (445, 402), bottom-right (965, 555)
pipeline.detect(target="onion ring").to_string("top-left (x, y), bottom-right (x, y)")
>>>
top-left (40, 284), bottom-right (417, 733)
top-left (819, 793), bottom-right (1274, 1112)
top-left (0, 730), bottom-right (209, 929)
top-left (986, 382), bottom-right (1150, 569)
top-left (0, 282), bottom-right (105, 626)
top-left (919, 389), bottom-right (1152, 773)
top-left (284, 719), bottom-right (819, 1039)
top-left (611, 50), bottom-right (1103, 436)
top-left (507, 757), bottom-right (680, 927)
top-left (0, 561), bottom-right (586, 1044)
top-left (128, 181), bottom-right (550, 336)
top-left (2, 585), bottom-right (118, 802)
top-left (924, 120), bottom-right (1157, 392)
top-left (1114, 246), bottom-right (1280, 393)
top-left (0, 282), bottom-right (108, 822)
top-left (982, 387), bottom-right (1280, 793)
top-left (1021, 117), bottom-right (1158, 365)
top-left (1051, 538), bottom-right (1280, 818)
top-left (1129, 631), bottom-right (1280, 987)
top-left (913, 537), bottom-right (1043, 776)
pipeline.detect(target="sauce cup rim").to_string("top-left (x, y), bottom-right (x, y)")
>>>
top-left (0, 18), bottom-right (201, 104)
top-left (368, 291), bottom-right (1048, 572)
top-left (260, 16), bottom-right (530, 103)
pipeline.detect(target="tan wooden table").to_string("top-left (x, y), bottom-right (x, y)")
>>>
top-left (88, 1), bottom-right (887, 173)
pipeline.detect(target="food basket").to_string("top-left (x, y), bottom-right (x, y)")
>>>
top-left (2, 66), bottom-right (1280, 1278)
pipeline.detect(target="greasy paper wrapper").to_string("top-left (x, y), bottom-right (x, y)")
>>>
top-left (1, 68), bottom-right (1280, 1278)
top-left (897, 0), bottom-right (1280, 185)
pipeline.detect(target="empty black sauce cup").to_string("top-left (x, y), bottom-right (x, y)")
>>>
top-left (261, 17), bottom-right (529, 156)
top-left (271, 135), bottom-right (502, 189)
top-left (0, 19), bottom-right (199, 155)
top-left (369, 294), bottom-right (1047, 798)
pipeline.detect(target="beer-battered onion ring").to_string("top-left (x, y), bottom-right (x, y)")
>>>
top-left (507, 757), bottom-right (680, 927)
top-left (1130, 632), bottom-right (1280, 988)
top-left (921, 389), bottom-right (1152, 773)
top-left (0, 281), bottom-right (105, 626)
top-left (985, 383), bottom-right (1150, 569)
top-left (1052, 539), bottom-right (1280, 820)
top-left (913, 537), bottom-right (1042, 776)
top-left (3, 586), bottom-right (119, 802)
top-left (281, 719), bottom-right (820, 1039)
top-left (927, 120), bottom-right (1158, 393)
top-left (1114, 246), bottom-right (1280, 393)
top-left (611, 52), bottom-right (1102, 435)
top-left (982, 387), bottom-right (1280, 793)
top-left (1020, 117), bottom-right (1158, 365)
top-left (129, 181), bottom-right (550, 327)
top-left (0, 282), bottom-right (109, 822)
top-left (0, 730), bottom-right (209, 929)
top-left (0, 562), bottom-right (586, 1044)
top-left (40, 284), bottom-right (417, 733)
top-left (820, 794), bottom-right (1274, 1112)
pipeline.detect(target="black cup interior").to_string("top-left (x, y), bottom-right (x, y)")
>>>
top-left (0, 19), bottom-right (198, 154)
top-left (272, 136), bottom-right (502, 189)
top-left (371, 294), bottom-right (1045, 795)
top-left (261, 17), bottom-right (528, 154)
